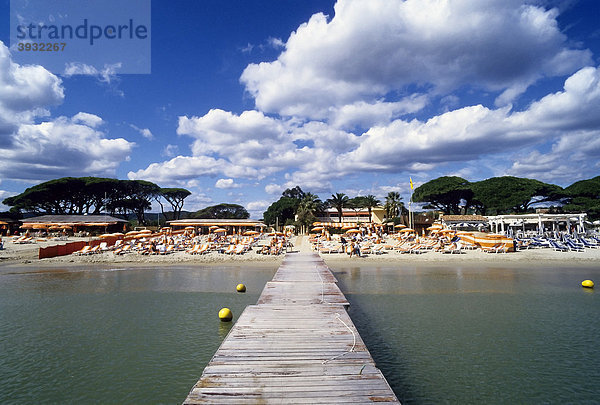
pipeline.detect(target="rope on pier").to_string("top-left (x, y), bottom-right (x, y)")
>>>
top-left (314, 264), bottom-right (357, 364)
top-left (322, 313), bottom-right (356, 364)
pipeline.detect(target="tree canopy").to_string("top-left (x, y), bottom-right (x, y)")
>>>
top-left (470, 176), bottom-right (564, 215)
top-left (563, 176), bottom-right (600, 220)
top-left (263, 186), bottom-right (307, 227)
top-left (191, 203), bottom-right (249, 219)
top-left (2, 177), bottom-right (190, 225)
top-left (156, 188), bottom-right (192, 221)
top-left (412, 176), bottom-right (473, 214)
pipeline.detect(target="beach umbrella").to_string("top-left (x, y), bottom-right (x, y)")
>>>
top-left (208, 225), bottom-right (219, 230)
top-left (184, 226), bottom-right (195, 230)
top-left (426, 224), bottom-right (442, 230)
top-left (341, 225), bottom-right (356, 230)
top-left (394, 224), bottom-right (407, 228)
top-left (126, 230), bottom-right (138, 235)
top-left (398, 228), bottom-right (415, 233)
top-left (111, 232), bottom-right (124, 236)
top-left (311, 226), bottom-right (324, 232)
top-left (214, 228), bottom-right (227, 233)
top-left (346, 229), bottom-right (361, 234)
top-left (243, 230), bottom-right (259, 236)
top-left (32, 224), bottom-right (48, 230)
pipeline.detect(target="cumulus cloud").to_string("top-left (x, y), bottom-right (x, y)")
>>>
top-left (335, 66), bottom-right (600, 174)
top-left (0, 113), bottom-right (134, 181)
top-left (0, 42), bottom-right (133, 181)
top-left (130, 124), bottom-right (154, 140)
top-left (246, 200), bottom-right (270, 211)
top-left (265, 183), bottom-right (284, 195)
top-left (215, 178), bottom-right (239, 189)
top-left (241, 0), bottom-right (591, 118)
top-left (0, 41), bottom-right (64, 146)
top-left (0, 189), bottom-right (16, 211)
top-left (162, 144), bottom-right (179, 157)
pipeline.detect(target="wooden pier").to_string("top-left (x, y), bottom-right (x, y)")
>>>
top-left (184, 251), bottom-right (400, 404)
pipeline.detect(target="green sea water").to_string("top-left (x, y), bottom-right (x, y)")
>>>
top-left (330, 263), bottom-right (600, 404)
top-left (1, 262), bottom-right (599, 404)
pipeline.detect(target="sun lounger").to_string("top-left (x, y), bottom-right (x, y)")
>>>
top-left (74, 245), bottom-right (91, 255)
top-left (114, 244), bottom-right (131, 255)
top-left (481, 243), bottom-right (502, 253)
top-left (13, 236), bottom-right (33, 244)
top-left (564, 240), bottom-right (584, 252)
top-left (579, 238), bottom-right (599, 248)
top-left (371, 245), bottom-right (386, 255)
top-left (187, 244), bottom-right (201, 254)
top-left (197, 243), bottom-right (210, 255)
top-left (549, 240), bottom-right (569, 252)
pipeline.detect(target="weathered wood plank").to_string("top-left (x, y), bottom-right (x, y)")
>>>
top-left (183, 251), bottom-right (399, 404)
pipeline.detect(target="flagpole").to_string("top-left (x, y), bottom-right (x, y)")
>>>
top-left (409, 177), bottom-right (413, 229)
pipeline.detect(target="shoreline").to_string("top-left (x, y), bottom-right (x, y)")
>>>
top-left (2, 235), bottom-right (600, 270)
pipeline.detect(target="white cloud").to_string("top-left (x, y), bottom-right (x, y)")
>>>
top-left (265, 183), bottom-right (284, 195)
top-left (241, 0), bottom-right (591, 118)
top-left (330, 66), bottom-right (600, 179)
top-left (162, 144), bottom-right (179, 157)
top-left (0, 41), bottom-right (64, 145)
top-left (130, 124), bottom-right (154, 140)
top-left (215, 178), bottom-right (239, 189)
top-left (0, 42), bottom-right (133, 181)
top-left (181, 192), bottom-right (214, 212)
top-left (63, 62), bottom-right (122, 84)
top-left (0, 189), bottom-right (16, 211)
top-left (72, 112), bottom-right (103, 128)
top-left (0, 114), bottom-right (134, 181)
top-left (246, 200), bottom-right (270, 211)
top-left (329, 96), bottom-right (428, 130)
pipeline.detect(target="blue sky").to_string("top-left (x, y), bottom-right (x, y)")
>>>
top-left (1, 0), bottom-right (600, 218)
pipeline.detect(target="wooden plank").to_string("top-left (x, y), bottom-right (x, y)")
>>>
top-left (183, 251), bottom-right (399, 404)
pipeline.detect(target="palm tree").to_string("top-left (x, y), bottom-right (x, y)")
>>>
top-left (363, 194), bottom-right (381, 223)
top-left (327, 193), bottom-right (349, 223)
top-left (384, 191), bottom-right (401, 219)
top-left (296, 193), bottom-right (322, 233)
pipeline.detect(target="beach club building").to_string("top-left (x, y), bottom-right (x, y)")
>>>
top-left (19, 215), bottom-right (128, 234)
top-left (440, 214), bottom-right (489, 231)
top-left (167, 218), bottom-right (266, 234)
top-left (486, 213), bottom-right (588, 236)
top-left (315, 207), bottom-right (387, 224)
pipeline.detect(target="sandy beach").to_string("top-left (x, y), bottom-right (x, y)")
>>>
top-left (2, 234), bottom-right (600, 268)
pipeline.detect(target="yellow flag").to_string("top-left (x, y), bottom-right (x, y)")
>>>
top-left (410, 177), bottom-right (413, 190)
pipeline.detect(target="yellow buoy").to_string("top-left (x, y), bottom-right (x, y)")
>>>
top-left (236, 283), bottom-right (246, 293)
top-left (582, 280), bottom-right (594, 289)
top-left (218, 307), bottom-right (233, 322)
